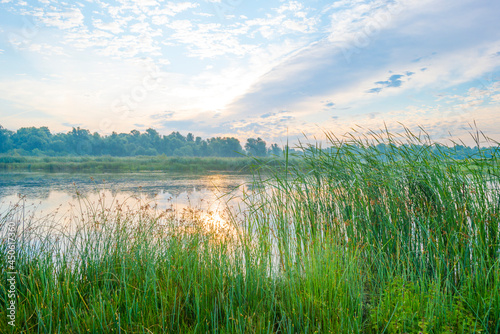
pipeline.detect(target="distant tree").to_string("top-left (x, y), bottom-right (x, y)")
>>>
top-left (89, 132), bottom-right (104, 155)
top-left (49, 133), bottom-right (67, 155)
top-left (167, 131), bottom-right (186, 142)
top-left (268, 143), bottom-right (282, 156)
top-left (106, 132), bottom-right (127, 156)
top-left (245, 137), bottom-right (267, 157)
top-left (144, 128), bottom-right (161, 153)
top-left (208, 137), bottom-right (243, 157)
top-left (174, 145), bottom-right (194, 156)
top-left (67, 127), bottom-right (92, 155)
top-left (11, 126), bottom-right (51, 152)
top-left (199, 140), bottom-right (209, 157)
top-left (283, 145), bottom-right (297, 155)
top-left (0, 125), bottom-right (13, 153)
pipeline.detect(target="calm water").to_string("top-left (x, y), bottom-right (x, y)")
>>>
top-left (0, 171), bottom-right (253, 221)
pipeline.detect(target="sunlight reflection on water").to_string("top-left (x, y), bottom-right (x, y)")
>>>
top-left (0, 172), bottom-right (252, 236)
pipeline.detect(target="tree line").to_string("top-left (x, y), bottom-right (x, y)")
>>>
top-left (0, 125), bottom-right (284, 157)
top-left (1, 124), bottom-right (496, 160)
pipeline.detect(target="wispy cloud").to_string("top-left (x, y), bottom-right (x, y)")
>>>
top-left (34, 8), bottom-right (85, 30)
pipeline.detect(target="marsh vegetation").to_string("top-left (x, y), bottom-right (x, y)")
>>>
top-left (1, 127), bottom-right (499, 333)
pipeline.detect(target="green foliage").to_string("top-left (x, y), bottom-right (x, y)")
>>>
top-left (368, 277), bottom-right (489, 333)
top-left (268, 143), bottom-right (283, 156)
top-left (0, 125), bottom-right (13, 153)
top-left (0, 124), bottom-right (278, 158)
top-left (245, 137), bottom-right (267, 157)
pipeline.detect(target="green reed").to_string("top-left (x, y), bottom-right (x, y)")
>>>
top-left (248, 125), bottom-right (499, 333)
top-left (1, 126), bottom-right (499, 333)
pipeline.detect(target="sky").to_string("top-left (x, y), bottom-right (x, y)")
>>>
top-left (0, 0), bottom-right (499, 146)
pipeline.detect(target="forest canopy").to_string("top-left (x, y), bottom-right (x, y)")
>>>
top-left (0, 125), bottom-right (282, 157)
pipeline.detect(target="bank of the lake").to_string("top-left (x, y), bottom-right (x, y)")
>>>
top-left (0, 155), bottom-right (306, 173)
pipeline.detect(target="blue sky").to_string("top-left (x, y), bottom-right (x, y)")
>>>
top-left (0, 0), bottom-right (499, 145)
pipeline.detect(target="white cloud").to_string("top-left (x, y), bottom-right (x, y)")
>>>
top-left (245, 6), bottom-right (318, 39)
top-left (28, 43), bottom-right (67, 56)
top-left (35, 8), bottom-right (85, 30)
top-left (130, 22), bottom-right (162, 37)
top-left (165, 20), bottom-right (255, 58)
top-left (0, 54), bottom-right (164, 133)
top-left (151, 15), bottom-right (169, 25)
top-left (147, 2), bottom-right (199, 18)
top-left (194, 12), bottom-right (214, 18)
top-left (158, 59), bottom-right (170, 66)
top-left (277, 1), bottom-right (304, 14)
top-left (93, 19), bottom-right (125, 34)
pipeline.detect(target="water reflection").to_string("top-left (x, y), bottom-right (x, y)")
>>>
top-left (0, 172), bottom-right (252, 235)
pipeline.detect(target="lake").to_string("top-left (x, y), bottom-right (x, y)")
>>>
top-left (0, 171), bottom-right (254, 228)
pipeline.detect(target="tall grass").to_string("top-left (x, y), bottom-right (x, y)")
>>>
top-left (1, 126), bottom-right (499, 333)
top-left (249, 126), bottom-right (500, 333)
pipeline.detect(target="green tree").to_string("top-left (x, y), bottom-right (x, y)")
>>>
top-left (12, 126), bottom-right (52, 153)
top-left (208, 137), bottom-right (243, 157)
top-left (245, 137), bottom-right (267, 157)
top-left (0, 125), bottom-right (13, 153)
top-left (67, 127), bottom-right (92, 155)
top-left (268, 143), bottom-right (282, 156)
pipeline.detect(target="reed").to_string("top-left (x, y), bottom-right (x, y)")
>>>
top-left (0, 126), bottom-right (498, 333)
top-left (249, 125), bottom-right (499, 333)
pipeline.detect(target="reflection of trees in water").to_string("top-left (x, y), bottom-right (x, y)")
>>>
top-left (21, 187), bottom-right (52, 199)
top-left (0, 186), bottom-right (51, 200)
top-left (0, 188), bottom-right (10, 198)
top-left (0, 173), bottom-right (249, 202)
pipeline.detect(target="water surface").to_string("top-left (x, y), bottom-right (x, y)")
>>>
top-left (0, 171), bottom-right (253, 221)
